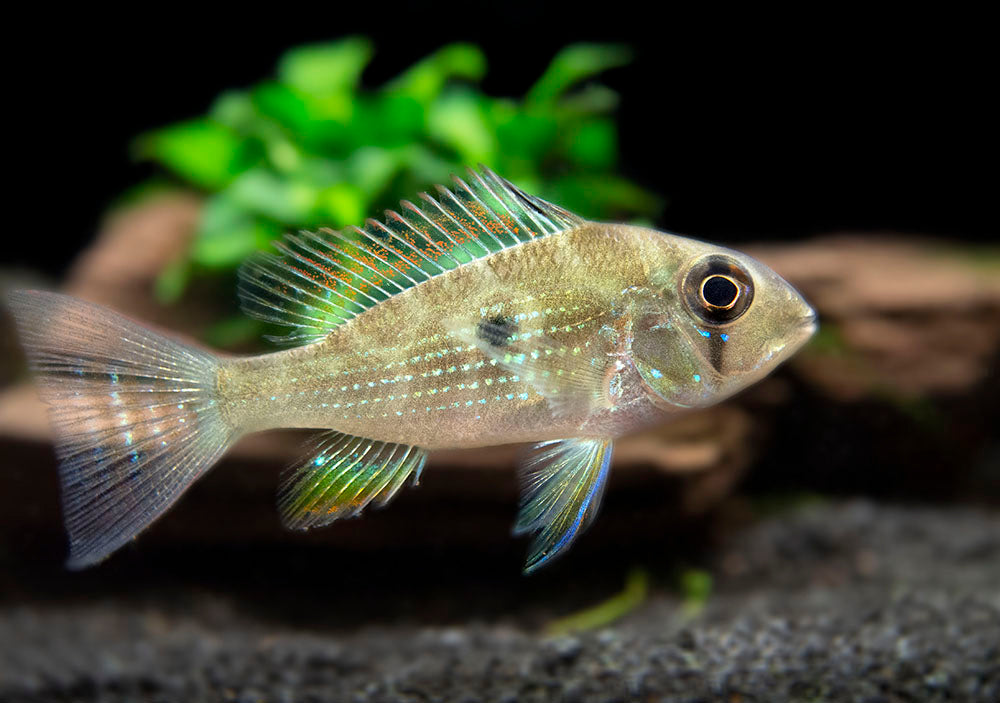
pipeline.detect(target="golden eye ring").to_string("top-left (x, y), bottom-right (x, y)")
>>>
top-left (699, 274), bottom-right (740, 311)
top-left (682, 255), bottom-right (754, 324)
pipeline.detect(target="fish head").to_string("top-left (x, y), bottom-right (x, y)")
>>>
top-left (629, 231), bottom-right (817, 409)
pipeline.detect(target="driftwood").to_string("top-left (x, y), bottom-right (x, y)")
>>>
top-left (1, 195), bottom-right (997, 558)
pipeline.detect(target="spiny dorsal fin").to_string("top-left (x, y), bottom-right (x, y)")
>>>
top-left (238, 166), bottom-right (585, 345)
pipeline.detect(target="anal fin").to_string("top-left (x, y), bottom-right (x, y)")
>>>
top-left (279, 432), bottom-right (427, 529)
top-left (514, 438), bottom-right (614, 573)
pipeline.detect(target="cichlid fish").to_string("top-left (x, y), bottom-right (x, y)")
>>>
top-left (7, 166), bottom-right (816, 572)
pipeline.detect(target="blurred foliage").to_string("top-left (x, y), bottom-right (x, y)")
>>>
top-left (678, 568), bottom-right (713, 618)
top-left (134, 38), bottom-right (662, 336)
top-left (544, 567), bottom-right (649, 636)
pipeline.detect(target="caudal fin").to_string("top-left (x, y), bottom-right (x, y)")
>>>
top-left (6, 290), bottom-right (237, 568)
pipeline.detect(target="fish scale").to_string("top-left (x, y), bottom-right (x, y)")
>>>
top-left (7, 165), bottom-right (816, 573)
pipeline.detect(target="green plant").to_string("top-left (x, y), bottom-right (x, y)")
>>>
top-left (135, 38), bottom-right (661, 344)
top-left (544, 567), bottom-right (649, 636)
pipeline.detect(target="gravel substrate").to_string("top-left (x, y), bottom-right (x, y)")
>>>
top-left (1, 500), bottom-right (998, 702)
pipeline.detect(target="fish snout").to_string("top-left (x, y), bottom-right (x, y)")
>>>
top-left (790, 302), bottom-right (819, 351)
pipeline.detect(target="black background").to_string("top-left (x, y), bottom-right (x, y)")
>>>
top-left (10, 7), bottom-right (995, 276)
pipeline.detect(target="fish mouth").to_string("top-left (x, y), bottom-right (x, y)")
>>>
top-left (801, 309), bottom-right (818, 335)
top-left (792, 308), bottom-right (819, 350)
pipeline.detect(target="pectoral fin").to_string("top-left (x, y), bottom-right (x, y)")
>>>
top-left (279, 431), bottom-right (427, 529)
top-left (514, 438), bottom-right (614, 573)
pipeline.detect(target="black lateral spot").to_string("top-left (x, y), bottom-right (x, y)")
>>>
top-left (477, 315), bottom-right (518, 347)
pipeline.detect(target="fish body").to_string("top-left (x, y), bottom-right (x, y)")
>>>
top-left (7, 167), bottom-right (816, 572)
top-left (223, 222), bottom-right (664, 446)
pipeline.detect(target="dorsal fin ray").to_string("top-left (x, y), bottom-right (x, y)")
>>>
top-left (238, 165), bottom-right (586, 345)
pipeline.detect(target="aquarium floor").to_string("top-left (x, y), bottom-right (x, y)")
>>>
top-left (1, 500), bottom-right (998, 703)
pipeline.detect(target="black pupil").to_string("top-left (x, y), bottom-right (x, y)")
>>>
top-left (702, 275), bottom-right (739, 307)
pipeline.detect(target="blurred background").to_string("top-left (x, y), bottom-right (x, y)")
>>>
top-left (1, 11), bottom-right (997, 702)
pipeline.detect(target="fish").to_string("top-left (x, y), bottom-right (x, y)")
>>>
top-left (6, 166), bottom-right (816, 573)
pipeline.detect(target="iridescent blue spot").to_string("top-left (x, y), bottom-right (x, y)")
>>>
top-left (650, 368), bottom-right (663, 379)
top-left (693, 374), bottom-right (701, 382)
top-left (720, 333), bottom-right (729, 342)
top-left (314, 456), bottom-right (326, 466)
top-left (109, 372), bottom-right (119, 383)
top-left (699, 329), bottom-right (711, 338)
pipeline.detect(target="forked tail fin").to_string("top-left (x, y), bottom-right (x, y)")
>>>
top-left (6, 290), bottom-right (237, 568)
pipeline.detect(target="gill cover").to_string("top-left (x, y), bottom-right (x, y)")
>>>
top-left (631, 253), bottom-right (758, 408)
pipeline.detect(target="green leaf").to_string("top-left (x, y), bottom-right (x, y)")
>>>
top-left (265, 138), bottom-right (304, 174)
top-left (278, 37), bottom-right (373, 96)
top-left (192, 195), bottom-right (281, 268)
top-left (428, 88), bottom-right (497, 164)
top-left (315, 182), bottom-right (366, 228)
top-left (527, 44), bottom-right (632, 104)
top-left (564, 119), bottom-right (617, 169)
top-left (210, 91), bottom-right (259, 133)
top-left (388, 43), bottom-right (487, 104)
top-left (433, 43), bottom-right (488, 80)
top-left (295, 156), bottom-right (346, 186)
top-left (346, 147), bottom-right (401, 196)
top-left (252, 82), bottom-right (312, 130)
top-left (225, 168), bottom-right (319, 224)
top-left (495, 112), bottom-right (558, 162)
top-left (554, 84), bottom-right (620, 117)
top-left (397, 144), bottom-right (461, 186)
top-left (137, 119), bottom-right (255, 190)
top-left (349, 94), bottom-right (425, 148)
top-left (253, 82), bottom-right (352, 134)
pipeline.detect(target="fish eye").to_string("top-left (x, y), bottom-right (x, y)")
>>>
top-left (682, 255), bottom-right (754, 324)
